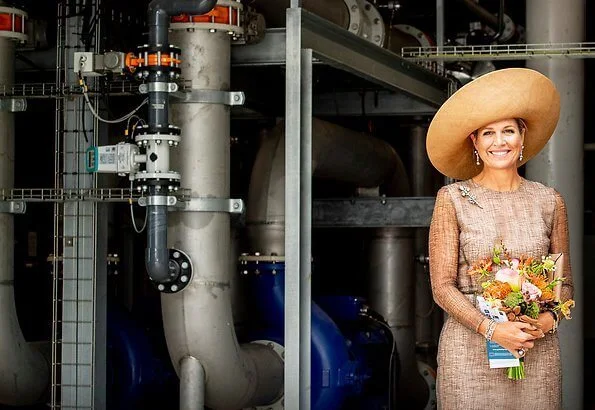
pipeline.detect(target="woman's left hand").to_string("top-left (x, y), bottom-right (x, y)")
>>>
top-left (535, 311), bottom-right (556, 334)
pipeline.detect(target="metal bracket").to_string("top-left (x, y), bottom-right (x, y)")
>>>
top-left (171, 90), bottom-right (245, 106)
top-left (175, 197), bottom-right (244, 213)
top-left (0, 201), bottom-right (26, 214)
top-left (0, 98), bottom-right (27, 112)
top-left (137, 196), bottom-right (244, 214)
top-left (138, 82), bottom-right (179, 94)
top-left (138, 196), bottom-right (177, 207)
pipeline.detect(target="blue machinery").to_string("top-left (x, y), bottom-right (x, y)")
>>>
top-left (239, 255), bottom-right (397, 410)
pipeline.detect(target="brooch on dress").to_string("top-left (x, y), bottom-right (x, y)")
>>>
top-left (459, 185), bottom-right (483, 209)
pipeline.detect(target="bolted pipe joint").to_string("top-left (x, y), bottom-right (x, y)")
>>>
top-left (148, 0), bottom-right (218, 45)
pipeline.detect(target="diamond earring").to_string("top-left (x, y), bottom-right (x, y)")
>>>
top-left (474, 149), bottom-right (481, 166)
top-left (519, 145), bottom-right (524, 162)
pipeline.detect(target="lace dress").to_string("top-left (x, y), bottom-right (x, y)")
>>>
top-left (428, 178), bottom-right (573, 410)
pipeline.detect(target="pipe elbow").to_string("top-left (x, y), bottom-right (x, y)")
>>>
top-left (148, 0), bottom-right (218, 15)
top-left (145, 247), bottom-right (171, 283)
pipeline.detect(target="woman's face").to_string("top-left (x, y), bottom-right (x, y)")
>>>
top-left (471, 119), bottom-right (524, 172)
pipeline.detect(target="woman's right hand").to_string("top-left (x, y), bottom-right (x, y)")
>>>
top-left (491, 321), bottom-right (540, 358)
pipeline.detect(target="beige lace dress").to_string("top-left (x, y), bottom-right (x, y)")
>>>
top-left (428, 178), bottom-right (573, 410)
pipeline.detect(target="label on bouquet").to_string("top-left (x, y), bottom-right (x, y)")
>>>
top-left (477, 296), bottom-right (521, 369)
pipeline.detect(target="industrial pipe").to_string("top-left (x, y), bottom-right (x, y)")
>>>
top-left (0, 36), bottom-right (49, 406)
top-left (525, 0), bottom-right (584, 407)
top-left (246, 118), bottom-right (400, 256)
top-left (179, 356), bottom-right (205, 410)
top-left (164, 27), bottom-right (283, 409)
top-left (143, 0), bottom-right (217, 284)
top-left (456, 0), bottom-right (499, 29)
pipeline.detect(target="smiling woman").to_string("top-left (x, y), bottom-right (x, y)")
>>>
top-left (470, 118), bottom-right (526, 190)
top-left (425, 68), bottom-right (574, 409)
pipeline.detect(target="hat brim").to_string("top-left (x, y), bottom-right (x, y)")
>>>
top-left (426, 68), bottom-right (560, 180)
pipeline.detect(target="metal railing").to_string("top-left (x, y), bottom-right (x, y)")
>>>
top-left (402, 42), bottom-right (595, 61)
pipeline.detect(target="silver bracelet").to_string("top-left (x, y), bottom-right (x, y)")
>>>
top-left (485, 319), bottom-right (497, 341)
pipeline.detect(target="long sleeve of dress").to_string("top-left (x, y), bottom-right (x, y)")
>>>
top-left (549, 191), bottom-right (573, 302)
top-left (429, 187), bottom-right (486, 332)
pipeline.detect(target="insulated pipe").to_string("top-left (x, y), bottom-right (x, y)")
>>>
top-left (165, 28), bottom-right (283, 409)
top-left (144, 0), bottom-right (217, 284)
top-left (368, 228), bottom-right (428, 408)
top-left (179, 356), bottom-right (205, 410)
top-left (246, 118), bottom-right (400, 256)
top-left (525, 1), bottom-right (584, 408)
top-left (0, 37), bottom-right (49, 406)
top-left (252, 0), bottom-right (350, 29)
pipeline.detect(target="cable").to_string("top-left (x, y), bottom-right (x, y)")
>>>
top-left (361, 312), bottom-right (397, 410)
top-left (83, 91), bottom-right (148, 124)
top-left (129, 198), bottom-right (147, 233)
top-left (78, 73), bottom-right (148, 124)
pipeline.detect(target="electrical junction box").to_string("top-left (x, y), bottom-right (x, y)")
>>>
top-left (86, 143), bottom-right (140, 176)
top-left (74, 51), bottom-right (127, 76)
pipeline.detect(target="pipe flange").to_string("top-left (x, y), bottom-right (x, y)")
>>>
top-left (417, 360), bottom-right (437, 410)
top-left (135, 133), bottom-right (182, 145)
top-left (137, 124), bottom-right (181, 136)
top-left (153, 248), bottom-right (193, 293)
top-left (393, 24), bottom-right (433, 48)
top-left (343, 0), bottom-right (362, 36)
top-left (170, 0), bottom-right (244, 39)
top-left (360, 0), bottom-right (385, 47)
top-left (133, 171), bottom-right (181, 182)
top-left (239, 253), bottom-right (285, 276)
top-left (249, 340), bottom-right (285, 410)
top-left (0, 7), bottom-right (28, 42)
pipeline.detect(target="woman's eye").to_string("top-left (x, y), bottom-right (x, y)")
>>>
top-left (504, 129), bottom-right (515, 134)
top-left (481, 131), bottom-right (493, 136)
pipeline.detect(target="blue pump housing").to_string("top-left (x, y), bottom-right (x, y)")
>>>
top-left (243, 261), bottom-right (394, 409)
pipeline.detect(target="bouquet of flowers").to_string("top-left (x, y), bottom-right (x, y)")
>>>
top-left (469, 242), bottom-right (575, 380)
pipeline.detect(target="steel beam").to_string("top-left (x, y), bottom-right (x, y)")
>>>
top-left (312, 197), bottom-right (435, 228)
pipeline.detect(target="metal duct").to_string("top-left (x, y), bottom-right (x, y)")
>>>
top-left (0, 37), bottom-right (49, 405)
top-left (246, 118), bottom-right (400, 256)
top-left (164, 28), bottom-right (283, 409)
top-left (252, 0), bottom-right (350, 29)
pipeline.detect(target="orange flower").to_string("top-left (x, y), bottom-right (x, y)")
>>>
top-left (484, 281), bottom-right (513, 300)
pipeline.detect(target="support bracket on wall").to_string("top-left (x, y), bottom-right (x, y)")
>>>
top-left (171, 89), bottom-right (245, 106)
top-left (0, 98), bottom-right (26, 112)
top-left (0, 200), bottom-right (26, 214)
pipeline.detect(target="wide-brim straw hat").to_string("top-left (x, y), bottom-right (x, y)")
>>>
top-left (426, 68), bottom-right (560, 180)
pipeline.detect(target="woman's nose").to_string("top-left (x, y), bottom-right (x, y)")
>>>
top-left (494, 132), bottom-right (506, 145)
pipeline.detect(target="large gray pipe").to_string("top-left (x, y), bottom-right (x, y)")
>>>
top-left (0, 38), bottom-right (49, 405)
top-left (246, 118), bottom-right (400, 256)
top-left (368, 228), bottom-right (428, 408)
top-left (252, 0), bottom-right (349, 29)
top-left (164, 28), bottom-right (283, 409)
top-left (525, 1), bottom-right (584, 408)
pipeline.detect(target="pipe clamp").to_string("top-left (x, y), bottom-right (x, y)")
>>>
top-left (171, 89), bottom-right (245, 106)
top-left (0, 98), bottom-right (27, 112)
top-left (139, 82), bottom-right (179, 94)
top-left (175, 197), bottom-right (244, 214)
top-left (0, 201), bottom-right (26, 214)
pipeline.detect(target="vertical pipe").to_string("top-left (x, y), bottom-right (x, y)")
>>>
top-left (165, 28), bottom-right (283, 409)
top-left (0, 37), bottom-right (48, 406)
top-left (525, 2), bottom-right (584, 409)
top-left (368, 228), bottom-right (428, 408)
top-left (410, 123), bottom-right (436, 347)
top-left (180, 356), bottom-right (205, 410)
